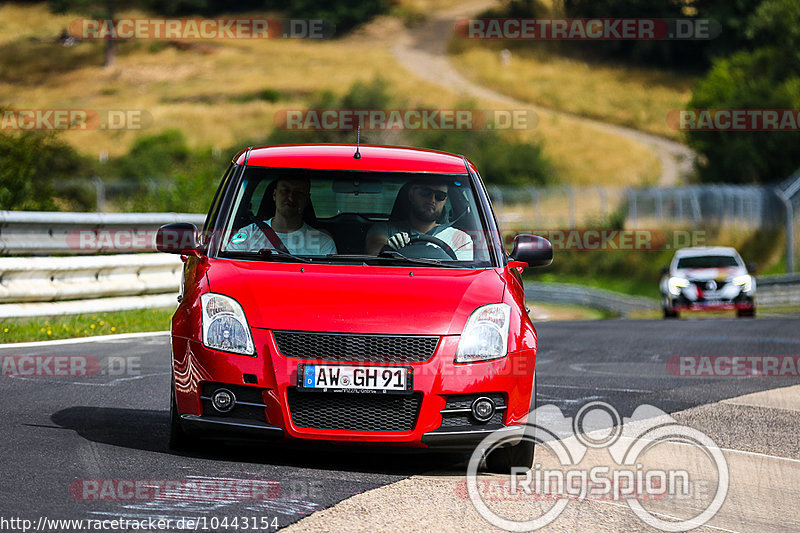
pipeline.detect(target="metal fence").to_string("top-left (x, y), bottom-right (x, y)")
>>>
top-left (487, 184), bottom-right (786, 229)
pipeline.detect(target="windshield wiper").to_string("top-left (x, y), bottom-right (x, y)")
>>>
top-left (219, 249), bottom-right (311, 263)
top-left (375, 250), bottom-right (461, 268)
top-left (257, 248), bottom-right (311, 262)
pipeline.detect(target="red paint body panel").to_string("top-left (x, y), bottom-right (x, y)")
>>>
top-left (205, 260), bottom-right (505, 335)
top-left (169, 144), bottom-right (538, 449)
top-left (235, 144), bottom-right (473, 174)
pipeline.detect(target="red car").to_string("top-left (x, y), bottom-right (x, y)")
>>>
top-left (157, 144), bottom-right (552, 470)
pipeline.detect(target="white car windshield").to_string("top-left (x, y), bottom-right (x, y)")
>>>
top-left (677, 255), bottom-right (740, 269)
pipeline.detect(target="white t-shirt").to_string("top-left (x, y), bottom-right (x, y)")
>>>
top-left (227, 219), bottom-right (337, 256)
top-left (366, 221), bottom-right (473, 260)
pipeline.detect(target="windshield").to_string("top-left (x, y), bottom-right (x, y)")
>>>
top-left (217, 167), bottom-right (495, 267)
top-left (676, 255), bottom-right (740, 269)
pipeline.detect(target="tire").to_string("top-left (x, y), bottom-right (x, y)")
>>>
top-left (485, 439), bottom-right (535, 474)
top-left (663, 307), bottom-right (679, 319)
top-left (168, 386), bottom-right (191, 451)
top-left (737, 307), bottom-right (755, 318)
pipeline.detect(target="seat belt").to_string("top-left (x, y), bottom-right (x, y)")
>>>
top-left (253, 218), bottom-right (290, 253)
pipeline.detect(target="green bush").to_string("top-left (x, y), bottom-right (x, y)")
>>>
top-left (0, 131), bottom-right (94, 210)
top-left (101, 130), bottom-right (224, 212)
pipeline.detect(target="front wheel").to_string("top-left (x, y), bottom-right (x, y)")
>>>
top-left (169, 386), bottom-right (190, 450)
top-left (737, 307), bottom-right (756, 318)
top-left (485, 440), bottom-right (535, 473)
top-left (663, 307), bottom-right (679, 319)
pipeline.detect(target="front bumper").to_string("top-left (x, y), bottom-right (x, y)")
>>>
top-left (172, 329), bottom-right (536, 450)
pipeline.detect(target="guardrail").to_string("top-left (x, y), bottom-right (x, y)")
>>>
top-left (0, 211), bottom-right (205, 255)
top-left (525, 282), bottom-right (658, 317)
top-left (0, 211), bottom-right (797, 318)
top-left (0, 254), bottom-right (183, 318)
top-left (755, 274), bottom-right (800, 308)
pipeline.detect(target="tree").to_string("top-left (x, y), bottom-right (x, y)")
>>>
top-left (687, 0), bottom-right (800, 183)
top-left (50, 0), bottom-right (136, 67)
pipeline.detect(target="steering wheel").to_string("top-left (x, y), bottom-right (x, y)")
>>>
top-left (380, 234), bottom-right (458, 260)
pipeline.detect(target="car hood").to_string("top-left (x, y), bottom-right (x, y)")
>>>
top-left (205, 260), bottom-right (506, 335)
top-left (673, 266), bottom-right (745, 281)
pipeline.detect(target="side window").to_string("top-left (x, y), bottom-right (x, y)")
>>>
top-left (200, 163), bottom-right (234, 246)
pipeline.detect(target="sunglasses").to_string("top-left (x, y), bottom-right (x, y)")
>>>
top-left (414, 186), bottom-right (447, 202)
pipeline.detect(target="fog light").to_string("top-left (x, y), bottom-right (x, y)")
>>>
top-left (471, 397), bottom-right (496, 423)
top-left (212, 389), bottom-right (236, 413)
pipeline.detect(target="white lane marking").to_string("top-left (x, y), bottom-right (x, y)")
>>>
top-left (0, 331), bottom-right (169, 349)
top-left (570, 362), bottom-right (664, 377)
top-left (588, 499), bottom-right (741, 533)
top-left (539, 383), bottom-right (654, 393)
top-left (7, 372), bottom-right (168, 387)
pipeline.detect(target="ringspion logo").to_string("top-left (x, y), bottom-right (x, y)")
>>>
top-left (467, 402), bottom-right (728, 531)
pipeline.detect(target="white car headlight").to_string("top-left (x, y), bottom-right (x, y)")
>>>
top-left (732, 274), bottom-right (753, 293)
top-left (200, 293), bottom-right (254, 356)
top-left (456, 303), bottom-right (511, 363)
top-left (668, 277), bottom-right (690, 296)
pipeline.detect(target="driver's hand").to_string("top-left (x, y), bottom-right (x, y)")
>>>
top-left (387, 232), bottom-right (411, 250)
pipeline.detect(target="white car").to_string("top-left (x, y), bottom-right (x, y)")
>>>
top-left (660, 246), bottom-right (756, 318)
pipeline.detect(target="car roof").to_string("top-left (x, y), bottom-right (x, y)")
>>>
top-left (233, 144), bottom-right (473, 174)
top-left (673, 246), bottom-right (739, 258)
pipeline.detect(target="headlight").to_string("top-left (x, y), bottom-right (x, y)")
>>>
top-left (456, 303), bottom-right (511, 363)
top-left (732, 274), bottom-right (753, 293)
top-left (200, 293), bottom-right (255, 355)
top-left (668, 277), bottom-right (690, 296)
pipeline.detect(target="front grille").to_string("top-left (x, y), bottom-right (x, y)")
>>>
top-left (692, 280), bottom-right (727, 291)
top-left (286, 388), bottom-right (422, 431)
top-left (274, 330), bottom-right (439, 363)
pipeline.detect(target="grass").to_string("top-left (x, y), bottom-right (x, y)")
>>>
top-left (531, 271), bottom-right (660, 299)
top-left (528, 301), bottom-right (616, 321)
top-left (0, 307), bottom-right (174, 344)
top-left (0, 2), bottom-right (660, 187)
top-left (448, 41), bottom-right (696, 140)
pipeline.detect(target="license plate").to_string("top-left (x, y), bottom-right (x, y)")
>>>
top-left (297, 364), bottom-right (413, 394)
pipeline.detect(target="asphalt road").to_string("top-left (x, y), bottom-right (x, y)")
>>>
top-left (0, 317), bottom-right (798, 531)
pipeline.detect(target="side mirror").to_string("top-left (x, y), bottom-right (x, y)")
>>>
top-left (659, 266), bottom-right (670, 277)
top-left (156, 223), bottom-right (198, 254)
top-left (746, 262), bottom-right (757, 274)
top-left (510, 234), bottom-right (552, 268)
